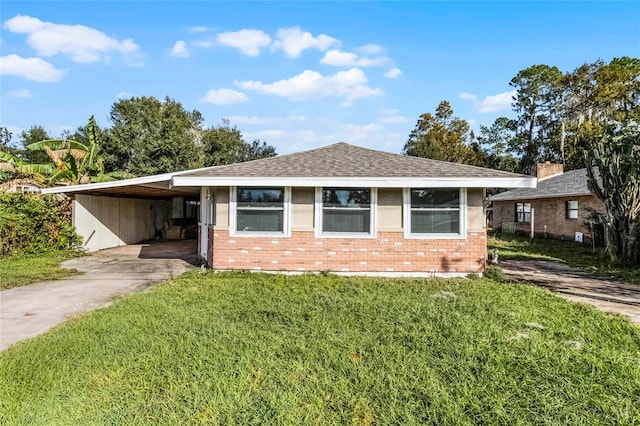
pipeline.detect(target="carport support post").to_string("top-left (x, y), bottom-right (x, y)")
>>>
top-left (530, 207), bottom-right (535, 240)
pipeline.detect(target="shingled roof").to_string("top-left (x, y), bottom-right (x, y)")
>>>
top-left (491, 168), bottom-right (595, 202)
top-left (43, 143), bottom-right (536, 197)
top-left (176, 142), bottom-right (527, 179)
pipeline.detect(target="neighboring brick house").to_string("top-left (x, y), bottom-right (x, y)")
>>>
top-left (44, 143), bottom-right (535, 276)
top-left (491, 162), bottom-right (605, 240)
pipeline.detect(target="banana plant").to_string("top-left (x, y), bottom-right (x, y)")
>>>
top-left (0, 150), bottom-right (53, 182)
top-left (26, 116), bottom-right (134, 185)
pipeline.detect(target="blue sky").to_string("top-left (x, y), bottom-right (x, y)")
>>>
top-left (1, 1), bottom-right (638, 155)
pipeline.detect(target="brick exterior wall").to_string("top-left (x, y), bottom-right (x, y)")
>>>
top-left (493, 195), bottom-right (604, 239)
top-left (207, 229), bottom-right (486, 274)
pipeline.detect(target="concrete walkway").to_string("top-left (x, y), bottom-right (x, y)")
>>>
top-left (0, 240), bottom-right (198, 351)
top-left (501, 260), bottom-right (640, 325)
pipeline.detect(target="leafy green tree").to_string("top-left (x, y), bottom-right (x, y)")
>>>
top-left (510, 65), bottom-right (564, 174)
top-left (0, 127), bottom-right (18, 156)
top-left (104, 96), bottom-right (205, 175)
top-left (403, 101), bottom-right (481, 164)
top-left (477, 117), bottom-right (520, 172)
top-left (202, 119), bottom-right (276, 166)
top-left (19, 126), bottom-right (52, 164)
top-left (561, 57), bottom-right (640, 169)
top-left (585, 121), bottom-right (640, 266)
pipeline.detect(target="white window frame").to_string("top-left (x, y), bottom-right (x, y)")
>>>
top-left (515, 202), bottom-right (531, 223)
top-left (229, 186), bottom-right (291, 237)
top-left (565, 200), bottom-right (579, 220)
top-left (315, 187), bottom-right (377, 238)
top-left (403, 188), bottom-right (466, 239)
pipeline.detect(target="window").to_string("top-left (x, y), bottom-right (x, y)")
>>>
top-left (232, 187), bottom-right (287, 235)
top-left (319, 188), bottom-right (373, 235)
top-left (407, 188), bottom-right (462, 236)
top-left (515, 202), bottom-right (531, 223)
top-left (566, 200), bottom-right (578, 219)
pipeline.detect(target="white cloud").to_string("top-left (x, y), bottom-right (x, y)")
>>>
top-left (459, 90), bottom-right (516, 113)
top-left (4, 15), bottom-right (141, 65)
top-left (287, 113), bottom-right (308, 122)
top-left (117, 91), bottom-right (132, 99)
top-left (458, 92), bottom-right (477, 101)
top-left (227, 116), bottom-right (271, 125)
top-left (188, 26), bottom-right (209, 33)
top-left (379, 107), bottom-right (399, 116)
top-left (7, 89), bottom-right (32, 98)
top-left (201, 88), bottom-right (249, 105)
top-left (272, 27), bottom-right (338, 58)
top-left (216, 29), bottom-right (271, 56)
top-left (170, 41), bottom-right (189, 58)
top-left (0, 54), bottom-right (64, 82)
top-left (379, 115), bottom-right (409, 124)
top-left (325, 122), bottom-right (386, 144)
top-left (477, 90), bottom-right (516, 113)
top-left (320, 49), bottom-right (388, 67)
top-left (383, 68), bottom-right (402, 78)
top-left (191, 40), bottom-right (212, 48)
top-left (235, 68), bottom-right (383, 103)
top-left (356, 44), bottom-right (385, 56)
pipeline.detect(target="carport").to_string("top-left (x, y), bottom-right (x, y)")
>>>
top-left (42, 170), bottom-right (204, 255)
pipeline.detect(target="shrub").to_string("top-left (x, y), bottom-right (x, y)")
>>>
top-left (484, 265), bottom-right (509, 282)
top-left (0, 193), bottom-right (82, 257)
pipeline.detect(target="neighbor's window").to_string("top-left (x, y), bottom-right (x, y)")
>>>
top-left (235, 187), bottom-right (285, 233)
top-left (321, 188), bottom-right (371, 234)
top-left (566, 200), bottom-right (578, 220)
top-left (515, 202), bottom-right (531, 223)
top-left (409, 188), bottom-right (461, 234)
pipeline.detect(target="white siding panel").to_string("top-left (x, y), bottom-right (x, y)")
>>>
top-left (74, 194), bottom-right (168, 252)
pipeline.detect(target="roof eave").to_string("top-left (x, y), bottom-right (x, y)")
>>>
top-left (171, 176), bottom-right (537, 189)
top-left (491, 191), bottom-right (593, 202)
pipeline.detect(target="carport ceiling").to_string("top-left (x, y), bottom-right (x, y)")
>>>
top-left (66, 184), bottom-right (200, 199)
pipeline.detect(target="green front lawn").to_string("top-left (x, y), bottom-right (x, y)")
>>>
top-left (2, 272), bottom-right (638, 425)
top-left (0, 251), bottom-right (81, 290)
top-left (488, 234), bottom-right (640, 285)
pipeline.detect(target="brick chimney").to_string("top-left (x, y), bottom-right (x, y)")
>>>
top-left (536, 161), bottom-right (564, 180)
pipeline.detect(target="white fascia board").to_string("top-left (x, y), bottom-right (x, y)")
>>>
top-left (171, 176), bottom-right (537, 189)
top-left (40, 165), bottom-right (220, 194)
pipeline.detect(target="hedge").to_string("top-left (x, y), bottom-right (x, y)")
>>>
top-left (0, 193), bottom-right (82, 257)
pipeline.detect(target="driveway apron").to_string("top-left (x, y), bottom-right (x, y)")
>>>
top-left (0, 240), bottom-right (197, 351)
top-left (501, 260), bottom-right (640, 325)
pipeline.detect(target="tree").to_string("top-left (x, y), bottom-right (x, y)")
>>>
top-left (510, 65), bottom-right (564, 174)
top-left (201, 119), bottom-right (276, 166)
top-left (403, 101), bottom-right (481, 164)
top-left (561, 57), bottom-right (640, 170)
top-left (27, 116), bottom-right (133, 184)
top-left (104, 96), bottom-right (205, 175)
top-left (19, 126), bottom-right (52, 164)
top-left (585, 121), bottom-right (640, 266)
top-left (477, 117), bottom-right (520, 172)
top-left (0, 127), bottom-right (17, 156)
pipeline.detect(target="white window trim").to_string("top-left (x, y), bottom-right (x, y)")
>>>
top-left (315, 187), bottom-right (377, 239)
top-left (403, 188), bottom-right (467, 239)
top-left (566, 200), bottom-right (579, 220)
top-left (229, 186), bottom-right (291, 237)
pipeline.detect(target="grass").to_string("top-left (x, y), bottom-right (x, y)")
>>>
top-left (0, 250), bottom-right (82, 290)
top-left (488, 234), bottom-right (640, 285)
top-left (2, 272), bottom-right (639, 425)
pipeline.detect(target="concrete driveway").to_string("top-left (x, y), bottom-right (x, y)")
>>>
top-left (501, 260), bottom-right (640, 325)
top-left (0, 239), bottom-right (198, 351)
